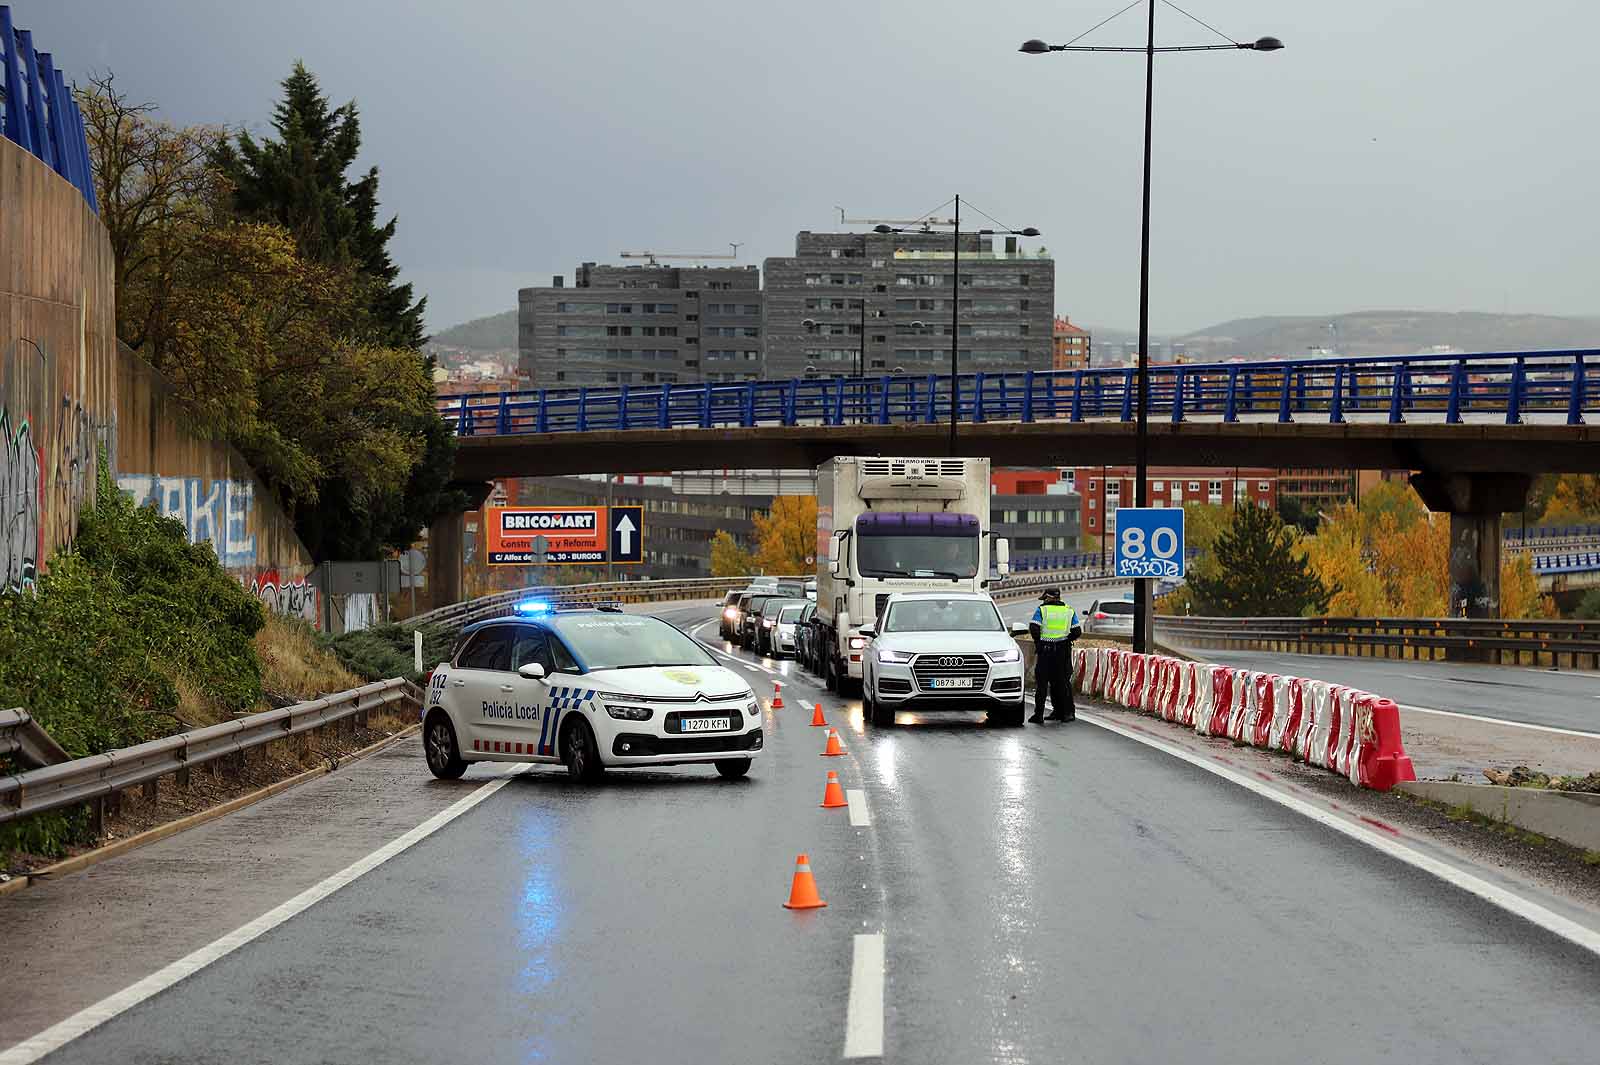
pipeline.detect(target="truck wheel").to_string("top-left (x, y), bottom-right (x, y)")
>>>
top-left (824, 644), bottom-right (840, 692)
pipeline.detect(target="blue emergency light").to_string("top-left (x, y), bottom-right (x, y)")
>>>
top-left (514, 600), bottom-right (552, 615)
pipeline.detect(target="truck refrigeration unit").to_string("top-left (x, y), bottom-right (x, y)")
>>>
top-left (811, 456), bottom-right (1008, 693)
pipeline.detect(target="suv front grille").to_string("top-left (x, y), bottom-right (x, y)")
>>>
top-left (911, 653), bottom-right (990, 693)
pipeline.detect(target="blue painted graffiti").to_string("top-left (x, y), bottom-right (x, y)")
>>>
top-left (116, 474), bottom-right (257, 568)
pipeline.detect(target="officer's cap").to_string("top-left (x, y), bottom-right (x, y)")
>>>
top-left (1039, 587), bottom-right (1062, 601)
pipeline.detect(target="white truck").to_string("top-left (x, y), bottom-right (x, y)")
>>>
top-left (811, 456), bottom-right (1008, 693)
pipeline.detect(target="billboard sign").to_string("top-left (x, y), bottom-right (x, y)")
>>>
top-left (485, 507), bottom-right (646, 565)
top-left (486, 507), bottom-right (609, 565)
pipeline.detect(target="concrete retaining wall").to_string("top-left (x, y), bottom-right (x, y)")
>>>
top-left (0, 138), bottom-right (357, 629)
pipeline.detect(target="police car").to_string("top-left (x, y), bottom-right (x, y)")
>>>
top-left (422, 604), bottom-right (762, 783)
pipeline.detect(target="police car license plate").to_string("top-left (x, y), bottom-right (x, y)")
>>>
top-left (681, 717), bottom-right (729, 732)
top-left (929, 677), bottom-right (974, 689)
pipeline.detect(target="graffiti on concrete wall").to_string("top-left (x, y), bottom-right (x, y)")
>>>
top-left (246, 568), bottom-right (318, 625)
top-left (1, 411), bottom-right (43, 592)
top-left (117, 475), bottom-right (258, 568)
top-left (52, 394), bottom-right (114, 555)
top-left (342, 593), bottom-right (379, 634)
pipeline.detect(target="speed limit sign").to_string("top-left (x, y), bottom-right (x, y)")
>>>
top-left (1113, 507), bottom-right (1185, 579)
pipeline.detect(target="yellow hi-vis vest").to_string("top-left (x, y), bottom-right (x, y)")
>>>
top-left (1039, 603), bottom-right (1075, 642)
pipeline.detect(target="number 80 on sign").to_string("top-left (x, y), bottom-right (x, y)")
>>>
top-left (1113, 507), bottom-right (1185, 579)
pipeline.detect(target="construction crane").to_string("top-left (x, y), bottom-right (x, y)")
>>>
top-left (619, 243), bottom-right (742, 266)
top-left (835, 207), bottom-right (955, 231)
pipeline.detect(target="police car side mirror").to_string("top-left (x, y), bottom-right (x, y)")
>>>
top-left (858, 625), bottom-right (876, 639)
top-left (518, 662), bottom-right (547, 682)
top-left (1009, 622), bottom-right (1029, 636)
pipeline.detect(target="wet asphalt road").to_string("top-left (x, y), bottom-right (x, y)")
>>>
top-left (16, 602), bottom-right (1600, 1064)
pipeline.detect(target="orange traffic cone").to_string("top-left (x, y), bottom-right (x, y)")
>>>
top-left (821, 728), bottom-right (846, 757)
top-left (781, 853), bottom-right (827, 910)
top-left (771, 681), bottom-right (785, 710)
top-left (820, 770), bottom-right (848, 808)
top-left (810, 702), bottom-right (828, 727)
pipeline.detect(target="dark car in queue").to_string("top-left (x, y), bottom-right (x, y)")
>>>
top-left (720, 587), bottom-right (758, 640)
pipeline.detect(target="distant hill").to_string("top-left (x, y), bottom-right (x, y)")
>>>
top-left (429, 306), bottom-right (1600, 360)
top-left (1176, 311), bottom-right (1600, 360)
top-left (430, 309), bottom-right (516, 351)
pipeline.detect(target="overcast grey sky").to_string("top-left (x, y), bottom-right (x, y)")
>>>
top-left (20, 1), bottom-right (1600, 334)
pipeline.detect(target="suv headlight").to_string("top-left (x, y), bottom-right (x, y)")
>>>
top-left (605, 704), bottom-right (654, 721)
top-left (876, 648), bottom-right (913, 664)
top-left (987, 647), bottom-right (1021, 663)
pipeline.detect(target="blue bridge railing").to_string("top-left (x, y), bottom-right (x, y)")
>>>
top-left (1532, 552), bottom-right (1600, 576)
top-left (1, 5), bottom-right (97, 212)
top-left (438, 350), bottom-right (1600, 437)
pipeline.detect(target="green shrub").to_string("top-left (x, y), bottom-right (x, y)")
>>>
top-left (0, 455), bottom-right (267, 860)
top-left (326, 621), bottom-right (460, 684)
top-left (1574, 589), bottom-right (1600, 620)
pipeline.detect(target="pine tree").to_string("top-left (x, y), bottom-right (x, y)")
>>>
top-left (1187, 504), bottom-right (1330, 617)
top-left (214, 62), bottom-right (426, 348)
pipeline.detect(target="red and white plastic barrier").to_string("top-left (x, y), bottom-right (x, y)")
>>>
top-left (1072, 646), bottom-right (1416, 791)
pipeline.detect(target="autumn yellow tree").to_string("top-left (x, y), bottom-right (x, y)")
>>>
top-left (1308, 483), bottom-right (1554, 617)
top-left (753, 496), bottom-right (819, 575)
top-left (709, 530), bottom-right (757, 577)
top-left (1537, 475), bottom-right (1600, 525)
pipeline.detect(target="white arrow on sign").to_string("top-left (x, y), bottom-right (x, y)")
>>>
top-left (616, 513), bottom-right (637, 556)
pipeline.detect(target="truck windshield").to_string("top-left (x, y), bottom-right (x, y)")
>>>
top-left (856, 535), bottom-right (979, 579)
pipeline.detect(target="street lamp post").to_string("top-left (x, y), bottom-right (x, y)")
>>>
top-left (1020, 5), bottom-right (1281, 653)
top-left (874, 202), bottom-right (1038, 455)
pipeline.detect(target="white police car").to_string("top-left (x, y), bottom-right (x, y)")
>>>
top-left (422, 604), bottom-right (762, 783)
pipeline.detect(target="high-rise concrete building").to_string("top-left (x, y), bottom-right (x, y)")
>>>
top-left (762, 230), bottom-right (1054, 380)
top-left (518, 263), bottom-right (763, 386)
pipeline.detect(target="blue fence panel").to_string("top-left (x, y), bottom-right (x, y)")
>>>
top-left (1, 6), bottom-right (96, 212)
top-left (439, 350), bottom-right (1600, 439)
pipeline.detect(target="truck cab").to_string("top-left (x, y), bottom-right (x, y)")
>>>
top-left (812, 457), bottom-right (1008, 693)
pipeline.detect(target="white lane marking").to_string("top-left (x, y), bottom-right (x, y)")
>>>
top-left (0, 768), bottom-right (526, 1065)
top-left (842, 932), bottom-right (886, 1059)
top-left (846, 788), bottom-right (871, 828)
top-left (1080, 712), bottom-right (1600, 958)
top-left (1397, 702), bottom-right (1600, 739)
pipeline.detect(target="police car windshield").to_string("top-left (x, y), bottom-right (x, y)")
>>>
top-left (549, 614), bottom-right (715, 671)
top-left (883, 598), bottom-right (1003, 633)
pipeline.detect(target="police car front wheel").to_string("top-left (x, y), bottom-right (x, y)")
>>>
top-left (561, 719), bottom-right (606, 783)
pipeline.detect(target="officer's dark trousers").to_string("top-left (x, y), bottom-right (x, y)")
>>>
top-left (1034, 642), bottom-right (1075, 718)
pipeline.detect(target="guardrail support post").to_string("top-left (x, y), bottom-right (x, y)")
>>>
top-left (1277, 369), bottom-right (1292, 423)
top-left (1568, 355), bottom-right (1586, 426)
top-left (1329, 365), bottom-right (1346, 424)
top-left (1222, 366), bottom-right (1238, 423)
top-left (1070, 371), bottom-right (1083, 422)
top-left (1388, 365), bottom-right (1407, 424)
top-left (1120, 369), bottom-right (1134, 422)
top-left (1172, 367), bottom-right (1187, 423)
top-left (1021, 370), bottom-right (1035, 423)
top-left (1446, 360), bottom-right (1466, 423)
top-left (1506, 358), bottom-right (1525, 425)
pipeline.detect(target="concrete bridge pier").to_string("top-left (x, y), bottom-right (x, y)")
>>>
top-left (1410, 472), bottom-right (1532, 620)
top-left (427, 482), bottom-right (494, 611)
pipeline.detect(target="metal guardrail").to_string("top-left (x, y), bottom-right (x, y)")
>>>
top-left (439, 349), bottom-right (1600, 436)
top-left (1156, 615), bottom-right (1600, 669)
top-left (0, 708), bottom-right (69, 769)
top-left (0, 679), bottom-right (420, 826)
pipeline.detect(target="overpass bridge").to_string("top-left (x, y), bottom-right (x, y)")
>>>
top-left (429, 350), bottom-right (1600, 609)
top-left (440, 350), bottom-right (1600, 480)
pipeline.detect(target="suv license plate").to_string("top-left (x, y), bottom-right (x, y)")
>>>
top-left (929, 678), bottom-right (974, 689)
top-left (681, 717), bottom-right (730, 732)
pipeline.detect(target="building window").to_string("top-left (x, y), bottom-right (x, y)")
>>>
top-left (1088, 516), bottom-right (1097, 530)
top-left (1257, 481), bottom-right (1270, 492)
top-left (1088, 498), bottom-right (1096, 510)
top-left (1151, 480), bottom-right (1164, 492)
top-left (1188, 481), bottom-right (1200, 492)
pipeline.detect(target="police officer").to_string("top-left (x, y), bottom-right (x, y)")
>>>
top-left (1028, 588), bottom-right (1081, 723)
